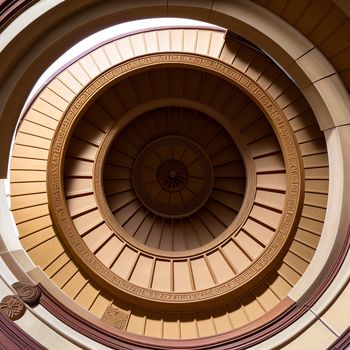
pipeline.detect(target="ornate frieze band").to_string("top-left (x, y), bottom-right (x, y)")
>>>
top-left (47, 53), bottom-right (303, 305)
top-left (132, 135), bottom-right (214, 218)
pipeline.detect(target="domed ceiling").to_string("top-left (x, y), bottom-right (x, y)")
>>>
top-left (8, 26), bottom-right (331, 346)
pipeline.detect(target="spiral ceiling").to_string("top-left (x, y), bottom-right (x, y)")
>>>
top-left (1, 2), bottom-right (350, 350)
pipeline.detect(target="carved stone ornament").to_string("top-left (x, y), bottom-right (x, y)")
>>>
top-left (101, 306), bottom-right (129, 330)
top-left (12, 282), bottom-right (41, 306)
top-left (0, 295), bottom-right (25, 321)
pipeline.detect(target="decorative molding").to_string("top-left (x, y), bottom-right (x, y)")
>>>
top-left (39, 282), bottom-right (297, 350)
top-left (328, 326), bottom-right (350, 350)
top-left (12, 282), bottom-right (41, 306)
top-left (0, 282), bottom-right (41, 321)
top-left (101, 306), bottom-right (129, 331)
top-left (0, 295), bottom-right (25, 321)
top-left (46, 53), bottom-right (304, 306)
top-left (0, 308), bottom-right (46, 350)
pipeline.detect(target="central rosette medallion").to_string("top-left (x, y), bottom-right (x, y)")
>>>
top-left (132, 136), bottom-right (214, 218)
top-left (157, 159), bottom-right (188, 192)
top-left (100, 105), bottom-right (247, 252)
